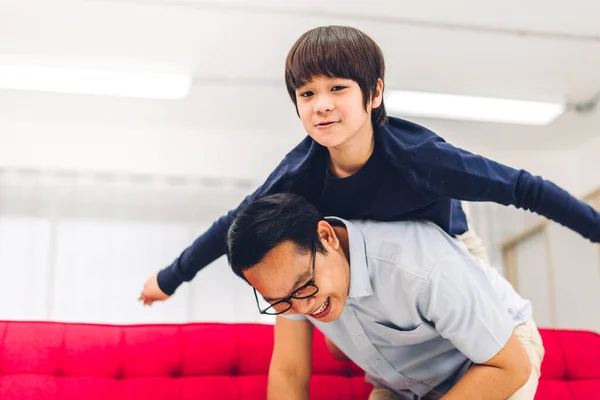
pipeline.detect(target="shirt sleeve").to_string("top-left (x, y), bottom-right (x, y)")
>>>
top-left (157, 137), bottom-right (318, 295)
top-left (417, 252), bottom-right (514, 364)
top-left (409, 137), bottom-right (600, 243)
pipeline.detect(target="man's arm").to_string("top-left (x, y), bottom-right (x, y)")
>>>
top-left (442, 332), bottom-right (531, 400)
top-left (417, 250), bottom-right (533, 399)
top-left (268, 316), bottom-right (314, 400)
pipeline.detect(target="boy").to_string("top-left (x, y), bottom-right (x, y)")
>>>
top-left (225, 193), bottom-right (544, 400)
top-left (140, 25), bottom-right (600, 304)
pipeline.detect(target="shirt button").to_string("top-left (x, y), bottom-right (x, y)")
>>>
top-left (375, 359), bottom-right (381, 365)
top-left (356, 335), bottom-right (363, 341)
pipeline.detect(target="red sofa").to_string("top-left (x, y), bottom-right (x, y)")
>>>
top-left (0, 321), bottom-right (598, 399)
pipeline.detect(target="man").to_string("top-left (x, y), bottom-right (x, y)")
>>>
top-left (226, 193), bottom-right (544, 400)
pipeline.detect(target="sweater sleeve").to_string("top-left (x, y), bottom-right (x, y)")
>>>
top-left (157, 191), bottom-right (260, 295)
top-left (409, 137), bottom-right (600, 243)
top-left (157, 137), bottom-right (317, 295)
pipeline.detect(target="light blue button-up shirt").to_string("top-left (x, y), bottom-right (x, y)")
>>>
top-left (284, 218), bottom-right (532, 399)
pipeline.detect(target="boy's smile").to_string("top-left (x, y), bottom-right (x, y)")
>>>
top-left (315, 120), bottom-right (339, 130)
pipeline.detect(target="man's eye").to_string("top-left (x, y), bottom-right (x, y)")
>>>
top-left (272, 302), bottom-right (289, 311)
top-left (299, 91), bottom-right (314, 97)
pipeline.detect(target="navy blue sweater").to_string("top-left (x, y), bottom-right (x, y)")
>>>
top-left (157, 117), bottom-right (600, 294)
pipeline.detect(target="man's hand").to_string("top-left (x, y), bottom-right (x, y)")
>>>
top-left (138, 272), bottom-right (170, 306)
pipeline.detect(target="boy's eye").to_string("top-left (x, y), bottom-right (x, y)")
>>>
top-left (299, 91), bottom-right (314, 98)
top-left (331, 86), bottom-right (346, 91)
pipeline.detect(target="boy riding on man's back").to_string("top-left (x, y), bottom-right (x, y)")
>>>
top-left (140, 25), bottom-right (600, 304)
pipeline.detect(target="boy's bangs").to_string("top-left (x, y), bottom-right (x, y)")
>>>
top-left (287, 33), bottom-right (359, 90)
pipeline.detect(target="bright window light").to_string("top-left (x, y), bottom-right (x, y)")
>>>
top-left (385, 90), bottom-right (565, 125)
top-left (0, 65), bottom-right (191, 99)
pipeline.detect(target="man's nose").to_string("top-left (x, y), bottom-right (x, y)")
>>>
top-left (291, 296), bottom-right (317, 315)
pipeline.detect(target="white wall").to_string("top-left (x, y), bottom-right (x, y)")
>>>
top-left (574, 133), bottom-right (600, 195)
top-left (0, 169), bottom-right (276, 325)
top-left (0, 79), bottom-right (312, 180)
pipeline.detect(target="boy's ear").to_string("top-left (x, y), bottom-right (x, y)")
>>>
top-left (372, 78), bottom-right (384, 109)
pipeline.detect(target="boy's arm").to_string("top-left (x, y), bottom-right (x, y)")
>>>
top-left (156, 196), bottom-right (255, 295)
top-left (152, 137), bottom-right (318, 296)
top-left (268, 316), bottom-right (313, 400)
top-left (441, 332), bottom-right (531, 400)
top-left (410, 137), bottom-right (600, 243)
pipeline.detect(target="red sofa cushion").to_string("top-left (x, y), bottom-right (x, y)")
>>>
top-left (0, 321), bottom-right (598, 399)
top-left (535, 329), bottom-right (600, 400)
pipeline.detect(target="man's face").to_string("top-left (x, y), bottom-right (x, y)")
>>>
top-left (244, 237), bottom-right (350, 323)
top-left (295, 75), bottom-right (379, 149)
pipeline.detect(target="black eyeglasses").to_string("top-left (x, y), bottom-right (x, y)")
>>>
top-left (254, 245), bottom-right (319, 315)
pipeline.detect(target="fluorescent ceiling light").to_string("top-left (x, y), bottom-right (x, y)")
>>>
top-left (385, 90), bottom-right (565, 125)
top-left (0, 65), bottom-right (191, 99)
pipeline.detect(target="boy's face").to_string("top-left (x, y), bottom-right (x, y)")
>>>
top-left (295, 75), bottom-right (382, 148)
top-left (243, 226), bottom-right (351, 323)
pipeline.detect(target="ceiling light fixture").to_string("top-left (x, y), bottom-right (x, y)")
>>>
top-left (0, 65), bottom-right (191, 99)
top-left (385, 90), bottom-right (565, 125)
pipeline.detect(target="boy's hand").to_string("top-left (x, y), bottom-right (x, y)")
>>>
top-left (138, 272), bottom-right (170, 306)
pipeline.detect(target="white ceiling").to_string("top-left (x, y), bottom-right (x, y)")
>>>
top-left (1, 0), bottom-right (600, 152)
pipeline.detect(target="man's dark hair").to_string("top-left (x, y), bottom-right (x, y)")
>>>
top-left (226, 193), bottom-right (326, 281)
top-left (285, 25), bottom-right (388, 127)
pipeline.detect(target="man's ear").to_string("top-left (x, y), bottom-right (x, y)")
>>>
top-left (372, 78), bottom-right (384, 109)
top-left (317, 220), bottom-right (339, 250)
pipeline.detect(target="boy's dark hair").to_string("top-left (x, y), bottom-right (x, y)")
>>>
top-left (285, 25), bottom-right (388, 127)
top-left (226, 193), bottom-right (326, 281)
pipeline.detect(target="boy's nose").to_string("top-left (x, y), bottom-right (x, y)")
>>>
top-left (313, 95), bottom-right (334, 114)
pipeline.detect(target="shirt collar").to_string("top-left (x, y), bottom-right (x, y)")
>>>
top-left (325, 217), bottom-right (373, 299)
